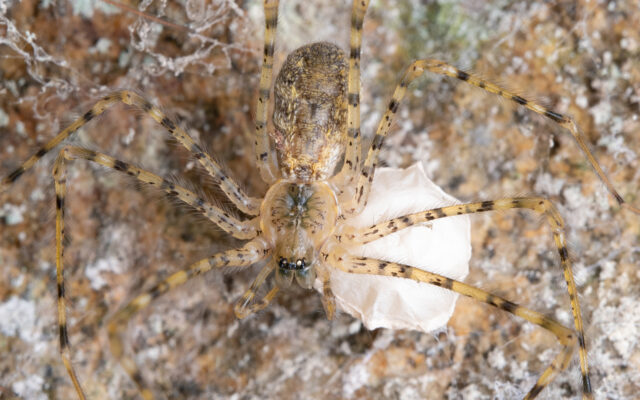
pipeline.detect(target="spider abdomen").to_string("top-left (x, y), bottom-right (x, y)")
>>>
top-left (272, 42), bottom-right (348, 182)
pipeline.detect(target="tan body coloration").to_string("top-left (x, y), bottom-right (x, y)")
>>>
top-left (260, 180), bottom-right (338, 289)
top-left (264, 42), bottom-right (345, 293)
top-left (273, 42), bottom-right (348, 182)
top-left (3, 0), bottom-right (639, 399)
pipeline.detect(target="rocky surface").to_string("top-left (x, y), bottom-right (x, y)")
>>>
top-left (1, 1), bottom-right (639, 399)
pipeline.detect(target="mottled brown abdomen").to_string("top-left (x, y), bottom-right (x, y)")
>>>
top-left (272, 42), bottom-right (348, 182)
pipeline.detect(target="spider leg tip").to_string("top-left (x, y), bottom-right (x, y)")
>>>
top-left (621, 202), bottom-right (640, 215)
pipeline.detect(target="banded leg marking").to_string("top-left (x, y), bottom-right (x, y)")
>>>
top-left (1, 94), bottom-right (119, 193)
top-left (337, 0), bottom-right (370, 184)
top-left (331, 252), bottom-right (579, 400)
top-left (253, 0), bottom-right (280, 183)
top-left (351, 60), bottom-right (429, 213)
top-left (56, 146), bottom-right (259, 239)
top-left (53, 160), bottom-right (86, 400)
top-left (429, 61), bottom-right (635, 214)
top-left (107, 239), bottom-right (270, 400)
top-left (341, 197), bottom-right (591, 398)
top-left (352, 58), bottom-right (636, 215)
top-left (1, 90), bottom-right (262, 215)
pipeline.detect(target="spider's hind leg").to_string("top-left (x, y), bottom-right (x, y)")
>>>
top-left (252, 0), bottom-right (280, 184)
top-left (418, 60), bottom-right (636, 213)
top-left (55, 146), bottom-right (258, 239)
top-left (1, 90), bottom-right (262, 215)
top-left (335, 0), bottom-right (370, 186)
top-left (352, 58), bottom-right (637, 215)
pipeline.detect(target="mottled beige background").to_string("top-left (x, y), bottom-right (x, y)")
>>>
top-left (0, 0), bottom-right (639, 399)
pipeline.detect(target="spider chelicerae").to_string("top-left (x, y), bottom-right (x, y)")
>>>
top-left (1, 0), bottom-right (640, 400)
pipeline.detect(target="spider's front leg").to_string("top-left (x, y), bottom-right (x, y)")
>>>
top-left (329, 252), bottom-right (577, 400)
top-left (107, 239), bottom-right (270, 400)
top-left (50, 145), bottom-right (266, 399)
top-left (339, 197), bottom-right (592, 399)
top-left (253, 0), bottom-right (280, 184)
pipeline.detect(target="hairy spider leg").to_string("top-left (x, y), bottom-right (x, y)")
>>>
top-left (52, 155), bottom-right (85, 400)
top-left (106, 239), bottom-right (270, 400)
top-left (336, 0), bottom-right (369, 185)
top-left (338, 197), bottom-right (592, 398)
top-left (55, 147), bottom-right (258, 239)
top-left (0, 90), bottom-right (262, 215)
top-left (51, 146), bottom-right (267, 398)
top-left (353, 59), bottom-right (638, 214)
top-left (254, 0), bottom-right (280, 183)
top-left (329, 252), bottom-right (578, 400)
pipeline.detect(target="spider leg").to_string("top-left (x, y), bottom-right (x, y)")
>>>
top-left (234, 262), bottom-right (279, 319)
top-left (253, 0), bottom-right (280, 184)
top-left (339, 197), bottom-right (591, 398)
top-left (0, 90), bottom-right (262, 215)
top-left (107, 239), bottom-right (270, 400)
top-left (347, 60), bottom-right (426, 213)
top-left (54, 168), bottom-right (86, 395)
top-left (429, 61), bottom-right (637, 213)
top-left (329, 252), bottom-right (581, 400)
top-left (52, 147), bottom-right (269, 399)
top-left (351, 59), bottom-right (637, 215)
top-left (335, 0), bottom-right (370, 186)
top-left (54, 146), bottom-right (259, 239)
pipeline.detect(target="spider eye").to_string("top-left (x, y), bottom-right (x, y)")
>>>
top-left (278, 257), bottom-right (289, 269)
top-left (295, 258), bottom-right (306, 270)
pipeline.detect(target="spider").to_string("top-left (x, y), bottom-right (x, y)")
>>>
top-left (1, 0), bottom-right (639, 399)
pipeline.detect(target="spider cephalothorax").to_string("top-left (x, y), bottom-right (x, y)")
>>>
top-left (260, 180), bottom-right (338, 289)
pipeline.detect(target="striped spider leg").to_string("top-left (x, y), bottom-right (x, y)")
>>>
top-left (332, 197), bottom-right (586, 399)
top-left (1, 90), bottom-right (272, 398)
top-left (335, 3), bottom-right (639, 396)
top-left (335, 43), bottom-right (600, 400)
top-left (1, 90), bottom-right (262, 216)
top-left (350, 60), bottom-right (639, 216)
top-left (0, 1), bottom-right (282, 397)
top-left (331, 0), bottom-right (637, 397)
top-left (52, 145), bottom-right (273, 398)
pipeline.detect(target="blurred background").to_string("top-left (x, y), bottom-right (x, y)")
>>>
top-left (0, 0), bottom-right (639, 398)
